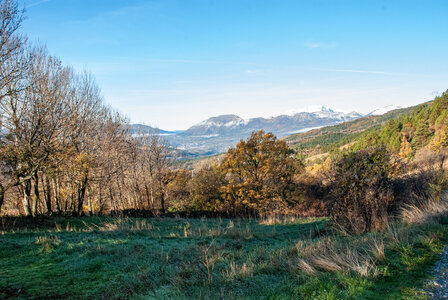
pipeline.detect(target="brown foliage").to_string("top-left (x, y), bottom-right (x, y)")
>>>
top-left (329, 146), bottom-right (393, 233)
top-left (190, 165), bottom-right (225, 213)
top-left (220, 130), bottom-right (302, 216)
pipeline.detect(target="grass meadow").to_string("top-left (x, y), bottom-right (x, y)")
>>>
top-left (0, 216), bottom-right (446, 299)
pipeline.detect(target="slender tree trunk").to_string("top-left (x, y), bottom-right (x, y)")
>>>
top-left (119, 177), bottom-right (129, 209)
top-left (134, 182), bottom-right (141, 210)
top-left (0, 184), bottom-right (4, 216)
top-left (144, 184), bottom-right (151, 210)
top-left (41, 175), bottom-right (48, 213)
top-left (98, 181), bottom-right (104, 215)
top-left (32, 173), bottom-right (40, 216)
top-left (87, 187), bottom-right (93, 216)
top-left (21, 180), bottom-right (32, 216)
top-left (43, 173), bottom-right (52, 214)
top-left (160, 190), bottom-right (165, 214)
top-left (53, 177), bottom-right (60, 213)
top-left (109, 185), bottom-right (116, 215)
top-left (150, 184), bottom-right (154, 210)
top-left (77, 175), bottom-right (88, 216)
top-left (148, 172), bottom-right (155, 211)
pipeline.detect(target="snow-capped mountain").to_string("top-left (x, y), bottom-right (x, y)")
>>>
top-left (284, 105), bottom-right (335, 115)
top-left (284, 105), bottom-right (360, 121)
top-left (182, 107), bottom-right (363, 137)
top-left (185, 115), bottom-right (249, 136)
top-left (130, 104), bottom-right (403, 158)
top-left (367, 105), bottom-right (402, 116)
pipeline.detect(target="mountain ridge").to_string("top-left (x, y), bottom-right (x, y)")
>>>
top-left (130, 104), bottom-right (404, 158)
top-left (182, 106), bottom-right (364, 137)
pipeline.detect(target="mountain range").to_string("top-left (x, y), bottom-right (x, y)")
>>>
top-left (130, 105), bottom-right (402, 158)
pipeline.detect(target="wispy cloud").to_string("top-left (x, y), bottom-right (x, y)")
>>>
top-left (26, 0), bottom-right (50, 8)
top-left (304, 42), bottom-right (337, 49)
top-left (151, 58), bottom-right (257, 66)
top-left (321, 68), bottom-right (411, 76)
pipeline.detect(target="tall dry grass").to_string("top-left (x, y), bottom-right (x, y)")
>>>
top-left (294, 236), bottom-right (380, 277)
top-left (293, 189), bottom-right (448, 278)
top-left (402, 196), bottom-right (448, 225)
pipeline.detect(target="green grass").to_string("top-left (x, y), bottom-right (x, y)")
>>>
top-left (0, 216), bottom-right (446, 299)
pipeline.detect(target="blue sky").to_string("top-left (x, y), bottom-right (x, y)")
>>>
top-left (19, 0), bottom-right (448, 130)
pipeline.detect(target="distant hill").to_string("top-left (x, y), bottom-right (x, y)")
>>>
top-left (182, 107), bottom-right (362, 137)
top-left (128, 124), bottom-right (178, 135)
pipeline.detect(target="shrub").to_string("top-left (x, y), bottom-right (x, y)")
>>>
top-left (329, 146), bottom-right (393, 233)
top-left (190, 165), bottom-right (225, 213)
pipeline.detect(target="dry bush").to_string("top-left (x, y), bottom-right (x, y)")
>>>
top-left (392, 166), bottom-right (446, 215)
top-left (329, 147), bottom-right (393, 233)
top-left (411, 147), bottom-right (447, 171)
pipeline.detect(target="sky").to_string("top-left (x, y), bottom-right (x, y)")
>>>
top-left (18, 0), bottom-right (448, 130)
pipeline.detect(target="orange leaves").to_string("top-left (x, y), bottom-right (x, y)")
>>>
top-left (220, 130), bottom-right (302, 214)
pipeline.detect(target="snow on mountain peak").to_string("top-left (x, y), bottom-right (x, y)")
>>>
top-left (284, 105), bottom-right (335, 116)
top-left (367, 105), bottom-right (402, 116)
top-left (195, 114), bottom-right (248, 128)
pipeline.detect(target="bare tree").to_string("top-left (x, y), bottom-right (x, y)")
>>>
top-left (0, 0), bottom-right (27, 214)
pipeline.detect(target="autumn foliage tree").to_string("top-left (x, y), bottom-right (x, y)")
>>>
top-left (221, 130), bottom-right (302, 216)
top-left (190, 165), bottom-right (225, 214)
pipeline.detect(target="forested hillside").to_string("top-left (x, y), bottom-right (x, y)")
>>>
top-left (352, 91), bottom-right (448, 157)
top-left (283, 92), bottom-right (448, 164)
top-left (284, 105), bottom-right (417, 156)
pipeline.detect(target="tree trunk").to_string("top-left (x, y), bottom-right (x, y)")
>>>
top-left (21, 180), bottom-right (32, 216)
top-left (87, 187), bottom-right (93, 216)
top-left (53, 177), bottom-right (61, 213)
top-left (144, 184), bottom-right (151, 210)
top-left (43, 173), bottom-right (52, 214)
top-left (98, 181), bottom-right (104, 215)
top-left (76, 175), bottom-right (88, 216)
top-left (32, 173), bottom-right (40, 216)
top-left (160, 190), bottom-right (165, 214)
top-left (134, 182), bottom-right (141, 210)
top-left (109, 185), bottom-right (117, 215)
top-left (0, 184), bottom-right (4, 216)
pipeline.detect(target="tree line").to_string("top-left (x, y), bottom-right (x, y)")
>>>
top-left (0, 0), bottom-right (174, 216)
top-left (0, 0), bottom-right (303, 218)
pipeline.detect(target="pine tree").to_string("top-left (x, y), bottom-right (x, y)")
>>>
top-left (411, 121), bottom-right (431, 150)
